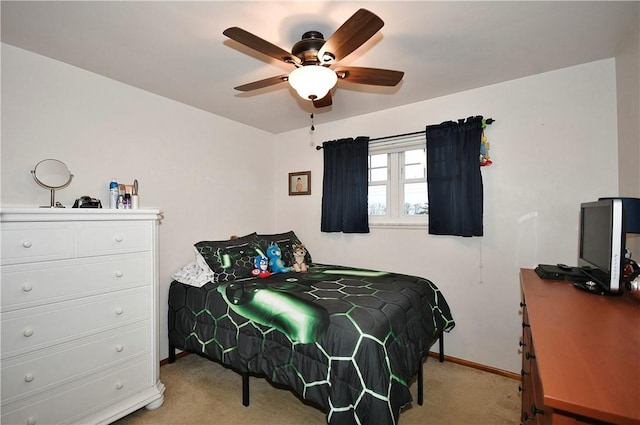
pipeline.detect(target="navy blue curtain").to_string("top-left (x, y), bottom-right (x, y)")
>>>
top-left (321, 136), bottom-right (370, 233)
top-left (426, 117), bottom-right (484, 237)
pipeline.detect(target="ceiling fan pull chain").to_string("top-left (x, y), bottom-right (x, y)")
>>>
top-left (310, 113), bottom-right (315, 131)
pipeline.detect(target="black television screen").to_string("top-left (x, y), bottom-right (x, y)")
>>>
top-left (578, 199), bottom-right (625, 293)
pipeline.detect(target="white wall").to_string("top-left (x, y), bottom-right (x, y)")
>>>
top-left (1, 44), bottom-right (277, 361)
top-left (0, 44), bottom-right (623, 374)
top-left (615, 15), bottom-right (640, 256)
top-left (273, 59), bottom-right (619, 373)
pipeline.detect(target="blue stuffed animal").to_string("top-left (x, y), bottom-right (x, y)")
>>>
top-left (266, 243), bottom-right (290, 273)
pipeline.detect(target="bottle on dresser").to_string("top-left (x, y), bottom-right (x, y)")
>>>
top-left (109, 179), bottom-right (119, 209)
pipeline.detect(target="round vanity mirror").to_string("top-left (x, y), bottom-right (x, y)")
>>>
top-left (31, 159), bottom-right (74, 207)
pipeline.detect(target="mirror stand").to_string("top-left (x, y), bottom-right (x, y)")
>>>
top-left (45, 188), bottom-right (63, 208)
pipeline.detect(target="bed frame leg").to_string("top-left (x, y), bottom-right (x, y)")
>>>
top-left (168, 341), bottom-right (176, 364)
top-left (418, 358), bottom-right (424, 406)
top-left (439, 329), bottom-right (444, 363)
top-left (242, 372), bottom-right (250, 406)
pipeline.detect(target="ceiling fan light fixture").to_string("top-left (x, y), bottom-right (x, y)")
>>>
top-left (288, 66), bottom-right (337, 101)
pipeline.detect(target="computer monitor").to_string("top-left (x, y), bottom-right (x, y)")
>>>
top-left (577, 199), bottom-right (625, 294)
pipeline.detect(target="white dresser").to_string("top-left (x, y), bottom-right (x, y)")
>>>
top-left (1, 208), bottom-right (165, 425)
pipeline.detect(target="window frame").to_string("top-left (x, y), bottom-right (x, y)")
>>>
top-left (367, 137), bottom-right (428, 228)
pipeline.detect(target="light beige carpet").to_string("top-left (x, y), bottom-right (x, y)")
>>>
top-left (116, 354), bottom-right (520, 425)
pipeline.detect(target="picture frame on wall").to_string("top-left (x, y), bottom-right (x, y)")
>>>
top-left (288, 171), bottom-right (311, 196)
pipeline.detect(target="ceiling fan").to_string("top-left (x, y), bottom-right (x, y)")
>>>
top-left (223, 9), bottom-right (404, 108)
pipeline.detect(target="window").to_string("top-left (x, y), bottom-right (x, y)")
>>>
top-left (368, 136), bottom-right (428, 226)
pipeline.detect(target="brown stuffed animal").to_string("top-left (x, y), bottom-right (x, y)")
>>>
top-left (291, 244), bottom-right (308, 272)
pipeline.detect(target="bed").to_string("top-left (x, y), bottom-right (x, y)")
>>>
top-left (168, 231), bottom-right (455, 425)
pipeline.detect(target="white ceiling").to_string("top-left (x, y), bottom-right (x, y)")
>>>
top-left (1, 1), bottom-right (638, 134)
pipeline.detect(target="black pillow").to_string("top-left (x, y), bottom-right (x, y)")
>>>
top-left (194, 233), bottom-right (258, 282)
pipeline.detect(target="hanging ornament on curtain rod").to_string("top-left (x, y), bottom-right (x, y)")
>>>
top-left (479, 118), bottom-right (493, 166)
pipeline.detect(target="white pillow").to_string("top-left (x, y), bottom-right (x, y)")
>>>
top-left (171, 247), bottom-right (215, 287)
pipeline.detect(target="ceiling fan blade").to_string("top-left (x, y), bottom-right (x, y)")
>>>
top-left (234, 75), bottom-right (289, 92)
top-left (317, 9), bottom-right (384, 63)
top-left (223, 27), bottom-right (301, 66)
top-left (312, 92), bottom-right (333, 108)
top-left (334, 67), bottom-right (404, 86)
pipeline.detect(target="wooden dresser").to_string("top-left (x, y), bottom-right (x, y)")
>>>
top-left (1, 208), bottom-right (165, 424)
top-left (520, 268), bottom-right (640, 425)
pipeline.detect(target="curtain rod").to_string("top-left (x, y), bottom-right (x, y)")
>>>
top-left (315, 118), bottom-right (494, 150)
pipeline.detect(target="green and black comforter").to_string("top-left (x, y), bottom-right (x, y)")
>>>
top-left (168, 264), bottom-right (455, 425)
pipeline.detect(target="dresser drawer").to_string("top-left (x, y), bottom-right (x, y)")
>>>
top-left (1, 287), bottom-right (150, 359)
top-left (2, 322), bottom-right (150, 403)
top-left (1, 357), bottom-right (151, 425)
top-left (77, 221), bottom-right (152, 256)
top-left (0, 222), bottom-right (75, 265)
top-left (1, 253), bottom-right (152, 311)
top-left (1, 220), bottom-right (153, 265)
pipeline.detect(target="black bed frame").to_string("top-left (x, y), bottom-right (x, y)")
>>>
top-left (168, 329), bottom-right (445, 408)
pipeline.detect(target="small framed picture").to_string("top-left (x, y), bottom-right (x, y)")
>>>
top-left (288, 171), bottom-right (311, 196)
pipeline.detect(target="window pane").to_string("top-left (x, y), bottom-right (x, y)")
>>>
top-left (368, 185), bottom-right (386, 215)
top-left (403, 182), bottom-right (428, 215)
top-left (405, 164), bottom-right (424, 179)
top-left (370, 154), bottom-right (387, 168)
top-left (404, 149), bottom-right (425, 165)
top-left (369, 154), bottom-right (388, 182)
top-left (404, 149), bottom-right (425, 179)
top-left (370, 168), bottom-right (387, 182)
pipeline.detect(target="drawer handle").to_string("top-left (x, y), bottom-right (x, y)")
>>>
top-left (116, 381), bottom-right (124, 390)
top-left (22, 240), bottom-right (33, 248)
top-left (116, 344), bottom-right (124, 352)
top-left (115, 271), bottom-right (124, 278)
top-left (525, 351), bottom-right (536, 360)
top-left (23, 328), bottom-right (34, 337)
top-left (23, 283), bottom-right (33, 292)
top-left (27, 417), bottom-right (37, 425)
top-left (115, 307), bottom-right (124, 315)
top-left (115, 235), bottom-right (124, 242)
top-left (530, 404), bottom-right (544, 416)
top-left (25, 373), bottom-right (35, 383)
